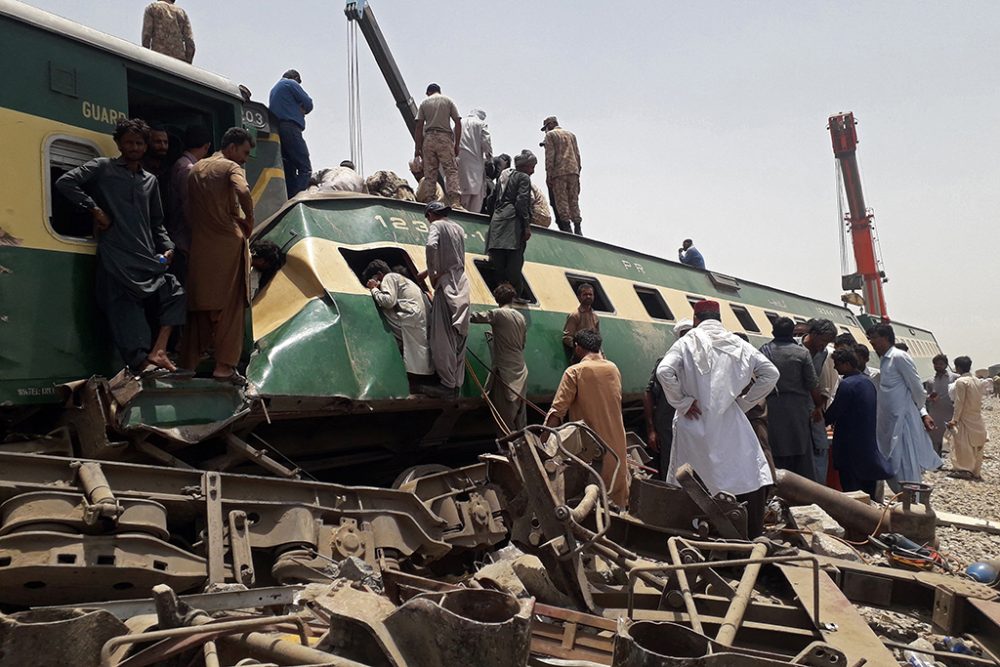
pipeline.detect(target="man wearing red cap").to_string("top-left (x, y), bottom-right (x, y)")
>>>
top-left (656, 300), bottom-right (779, 537)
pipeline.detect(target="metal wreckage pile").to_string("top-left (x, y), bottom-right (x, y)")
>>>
top-left (2, 381), bottom-right (1000, 667)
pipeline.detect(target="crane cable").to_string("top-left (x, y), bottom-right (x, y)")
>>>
top-left (346, 19), bottom-right (364, 174)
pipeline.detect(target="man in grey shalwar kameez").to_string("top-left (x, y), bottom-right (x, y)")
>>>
top-left (56, 118), bottom-right (185, 373)
top-left (363, 260), bottom-right (434, 394)
top-left (471, 283), bottom-right (528, 433)
top-left (425, 201), bottom-right (471, 396)
top-left (923, 354), bottom-right (959, 454)
top-left (486, 150), bottom-right (535, 300)
top-left (759, 317), bottom-right (824, 479)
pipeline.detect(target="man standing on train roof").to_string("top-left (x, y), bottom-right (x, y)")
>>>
top-left (541, 115), bottom-right (583, 235)
top-left (180, 127), bottom-right (255, 383)
top-left (269, 69), bottom-right (314, 198)
top-left (867, 323), bottom-right (942, 491)
top-left (471, 283), bottom-right (528, 434)
top-left (424, 202), bottom-right (471, 397)
top-left (678, 239), bottom-right (706, 270)
top-left (486, 150), bottom-right (535, 301)
top-left (141, 0), bottom-right (195, 64)
top-left (545, 329), bottom-right (630, 508)
top-left (656, 300), bottom-right (779, 538)
top-left (362, 259), bottom-right (434, 395)
top-left (55, 118), bottom-right (185, 373)
top-left (803, 318), bottom-right (839, 485)
top-left (166, 124), bottom-right (212, 285)
top-left (923, 354), bottom-right (959, 455)
top-left (414, 84), bottom-right (462, 208)
top-left (458, 108), bottom-right (492, 213)
top-left (562, 283), bottom-right (600, 358)
top-left (946, 355), bottom-right (989, 480)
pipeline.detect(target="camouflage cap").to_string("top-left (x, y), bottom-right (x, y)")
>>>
top-left (540, 116), bottom-right (558, 131)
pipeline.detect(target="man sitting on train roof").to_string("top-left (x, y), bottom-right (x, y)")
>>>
top-left (56, 118), bottom-right (185, 373)
top-left (678, 239), bottom-right (706, 270)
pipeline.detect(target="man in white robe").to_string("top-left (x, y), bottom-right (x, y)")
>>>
top-left (867, 323), bottom-right (942, 490)
top-left (457, 109), bottom-right (492, 213)
top-left (470, 283), bottom-right (528, 434)
top-left (424, 201), bottom-right (471, 397)
top-left (363, 260), bottom-right (434, 394)
top-left (656, 300), bottom-right (779, 537)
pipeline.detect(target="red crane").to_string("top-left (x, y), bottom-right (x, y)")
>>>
top-left (828, 112), bottom-right (888, 320)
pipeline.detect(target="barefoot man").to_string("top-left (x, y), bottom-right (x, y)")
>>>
top-left (56, 117), bottom-right (185, 373)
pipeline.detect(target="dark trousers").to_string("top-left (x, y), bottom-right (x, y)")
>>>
top-left (97, 265), bottom-right (186, 371)
top-left (488, 247), bottom-right (525, 296)
top-left (278, 120), bottom-right (311, 197)
top-left (837, 468), bottom-right (879, 498)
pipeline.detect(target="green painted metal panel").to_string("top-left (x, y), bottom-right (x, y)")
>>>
top-left (0, 15), bottom-right (128, 132)
top-left (0, 245), bottom-right (116, 404)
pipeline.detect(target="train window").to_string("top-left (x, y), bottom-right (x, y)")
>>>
top-left (686, 295), bottom-right (703, 311)
top-left (474, 259), bottom-right (537, 304)
top-left (566, 274), bottom-right (614, 313)
top-left (46, 137), bottom-right (101, 240)
top-left (730, 305), bottom-right (761, 333)
top-left (793, 317), bottom-right (807, 324)
top-left (338, 246), bottom-right (428, 291)
top-left (634, 286), bottom-right (674, 321)
top-left (764, 311), bottom-right (780, 325)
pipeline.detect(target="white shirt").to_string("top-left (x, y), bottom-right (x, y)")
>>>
top-left (656, 319), bottom-right (780, 496)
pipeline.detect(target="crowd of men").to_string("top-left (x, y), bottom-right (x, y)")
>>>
top-left (57, 118), bottom-right (258, 382)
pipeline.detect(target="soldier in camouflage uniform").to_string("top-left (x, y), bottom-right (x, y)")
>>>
top-left (365, 171), bottom-right (417, 202)
top-left (541, 116), bottom-right (582, 236)
top-left (141, 0), bottom-right (195, 63)
top-left (414, 84), bottom-right (462, 208)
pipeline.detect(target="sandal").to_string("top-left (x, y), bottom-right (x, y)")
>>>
top-left (212, 370), bottom-right (247, 386)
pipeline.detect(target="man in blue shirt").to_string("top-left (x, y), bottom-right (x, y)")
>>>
top-left (678, 239), bottom-right (705, 269)
top-left (268, 69), bottom-right (314, 197)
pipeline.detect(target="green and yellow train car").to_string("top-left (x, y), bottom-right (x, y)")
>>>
top-left (244, 193), bottom-right (943, 474)
top-left (0, 0), bottom-right (284, 408)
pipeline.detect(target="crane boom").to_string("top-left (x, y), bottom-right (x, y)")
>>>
top-left (345, 0), bottom-right (418, 138)
top-left (828, 112), bottom-right (888, 320)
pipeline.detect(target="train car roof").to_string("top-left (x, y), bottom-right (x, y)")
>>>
top-left (255, 192), bottom-right (868, 321)
top-left (0, 0), bottom-right (243, 100)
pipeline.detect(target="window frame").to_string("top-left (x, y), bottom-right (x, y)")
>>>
top-left (44, 134), bottom-right (103, 246)
top-left (474, 259), bottom-right (538, 305)
top-left (565, 274), bottom-right (615, 314)
top-left (730, 304), bottom-right (761, 333)
top-left (633, 285), bottom-right (674, 321)
top-left (338, 246), bottom-right (428, 292)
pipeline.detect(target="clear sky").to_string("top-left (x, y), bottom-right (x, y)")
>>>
top-left (25, 0), bottom-right (1000, 367)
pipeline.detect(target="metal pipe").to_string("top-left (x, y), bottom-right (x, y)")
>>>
top-left (667, 537), bottom-right (703, 635)
top-left (217, 631), bottom-right (372, 666)
top-left (625, 555), bottom-right (821, 628)
top-left (880, 639), bottom-right (997, 666)
top-left (715, 542), bottom-right (768, 646)
top-left (202, 640), bottom-right (220, 667)
top-left (99, 614), bottom-right (305, 667)
top-left (569, 484), bottom-right (600, 523)
top-left (775, 469), bottom-right (888, 535)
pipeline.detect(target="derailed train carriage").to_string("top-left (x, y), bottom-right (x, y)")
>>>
top-left (0, 0), bottom-right (944, 481)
